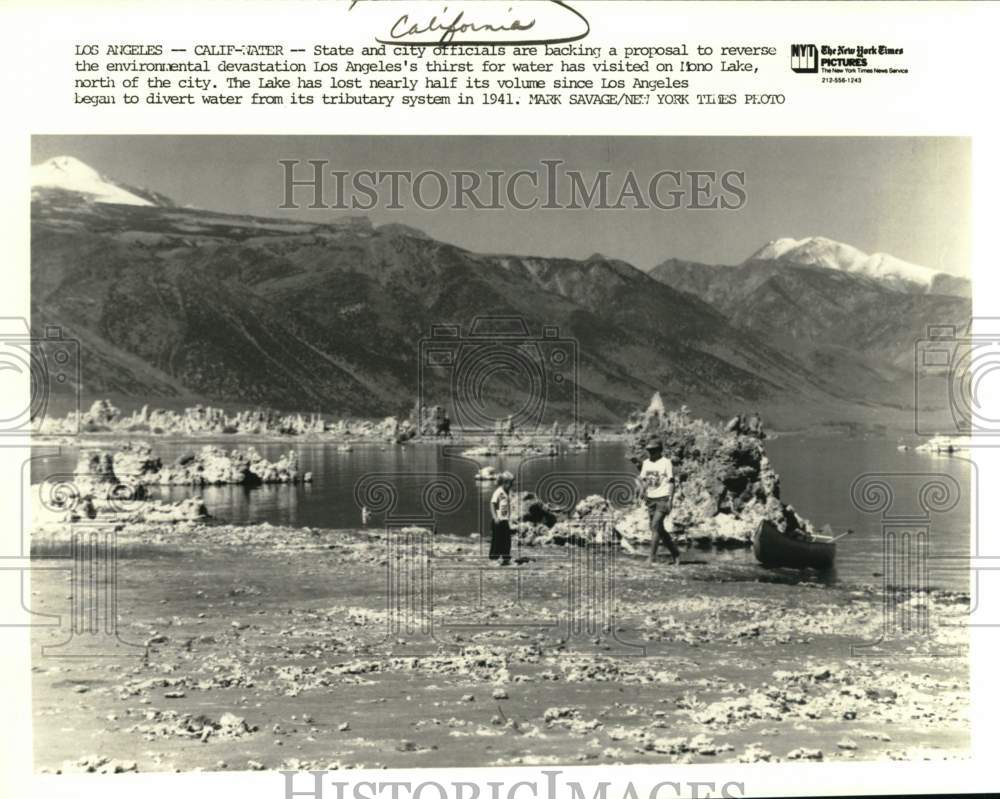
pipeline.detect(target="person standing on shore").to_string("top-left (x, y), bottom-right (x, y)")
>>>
top-left (640, 437), bottom-right (681, 565)
top-left (489, 471), bottom-right (514, 566)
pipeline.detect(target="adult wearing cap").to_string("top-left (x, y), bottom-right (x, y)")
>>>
top-left (489, 471), bottom-right (514, 566)
top-left (640, 437), bottom-right (681, 565)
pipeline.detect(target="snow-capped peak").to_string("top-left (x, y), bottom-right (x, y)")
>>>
top-left (748, 236), bottom-right (942, 290)
top-left (31, 156), bottom-right (154, 206)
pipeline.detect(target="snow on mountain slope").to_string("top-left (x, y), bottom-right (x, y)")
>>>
top-left (31, 156), bottom-right (154, 206)
top-left (748, 236), bottom-right (945, 291)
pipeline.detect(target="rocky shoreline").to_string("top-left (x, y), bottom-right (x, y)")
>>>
top-left (30, 521), bottom-right (969, 772)
top-left (504, 394), bottom-right (820, 551)
top-left (35, 393), bottom-right (819, 554)
top-left (35, 399), bottom-right (935, 446)
top-left (26, 397), bottom-right (971, 770)
top-left (36, 400), bottom-right (616, 446)
top-left (34, 442), bottom-right (313, 527)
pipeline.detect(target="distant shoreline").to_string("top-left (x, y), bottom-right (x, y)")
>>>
top-left (30, 428), bottom-right (930, 446)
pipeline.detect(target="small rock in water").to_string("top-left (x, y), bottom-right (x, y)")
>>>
top-left (690, 733), bottom-right (720, 755)
top-left (491, 687), bottom-right (509, 700)
top-left (738, 743), bottom-right (772, 763)
top-left (649, 737), bottom-right (685, 755)
top-left (787, 747), bottom-right (823, 760)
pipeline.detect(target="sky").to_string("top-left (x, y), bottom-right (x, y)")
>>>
top-left (31, 135), bottom-right (971, 275)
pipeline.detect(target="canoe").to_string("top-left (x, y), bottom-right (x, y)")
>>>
top-left (752, 520), bottom-right (836, 571)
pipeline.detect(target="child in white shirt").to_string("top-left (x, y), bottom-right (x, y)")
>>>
top-left (489, 471), bottom-right (514, 565)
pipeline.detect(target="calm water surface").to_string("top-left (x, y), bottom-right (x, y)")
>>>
top-left (33, 438), bottom-right (972, 591)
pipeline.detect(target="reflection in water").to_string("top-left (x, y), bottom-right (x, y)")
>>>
top-left (32, 437), bottom-right (971, 591)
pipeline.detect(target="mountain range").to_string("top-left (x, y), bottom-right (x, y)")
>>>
top-left (745, 237), bottom-right (969, 297)
top-left (30, 157), bottom-right (971, 433)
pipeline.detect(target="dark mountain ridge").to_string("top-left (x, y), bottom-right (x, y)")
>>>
top-left (648, 255), bottom-right (971, 415)
top-left (30, 169), bottom-right (970, 432)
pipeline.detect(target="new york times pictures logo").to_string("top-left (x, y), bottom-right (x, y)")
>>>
top-left (791, 43), bottom-right (908, 76)
top-left (791, 44), bottom-right (818, 73)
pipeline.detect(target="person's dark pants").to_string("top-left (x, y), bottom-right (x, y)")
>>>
top-left (490, 519), bottom-right (512, 563)
top-left (647, 498), bottom-right (680, 561)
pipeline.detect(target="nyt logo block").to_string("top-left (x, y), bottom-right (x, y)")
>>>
top-left (791, 44), bottom-right (819, 73)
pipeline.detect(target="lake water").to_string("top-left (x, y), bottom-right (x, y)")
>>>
top-left (32, 437), bottom-right (972, 591)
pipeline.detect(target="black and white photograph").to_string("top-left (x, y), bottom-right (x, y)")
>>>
top-left (24, 134), bottom-right (973, 774)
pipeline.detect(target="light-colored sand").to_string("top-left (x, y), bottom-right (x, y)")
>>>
top-left (30, 523), bottom-right (969, 772)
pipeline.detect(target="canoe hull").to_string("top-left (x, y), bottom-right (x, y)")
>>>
top-left (753, 520), bottom-right (836, 571)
